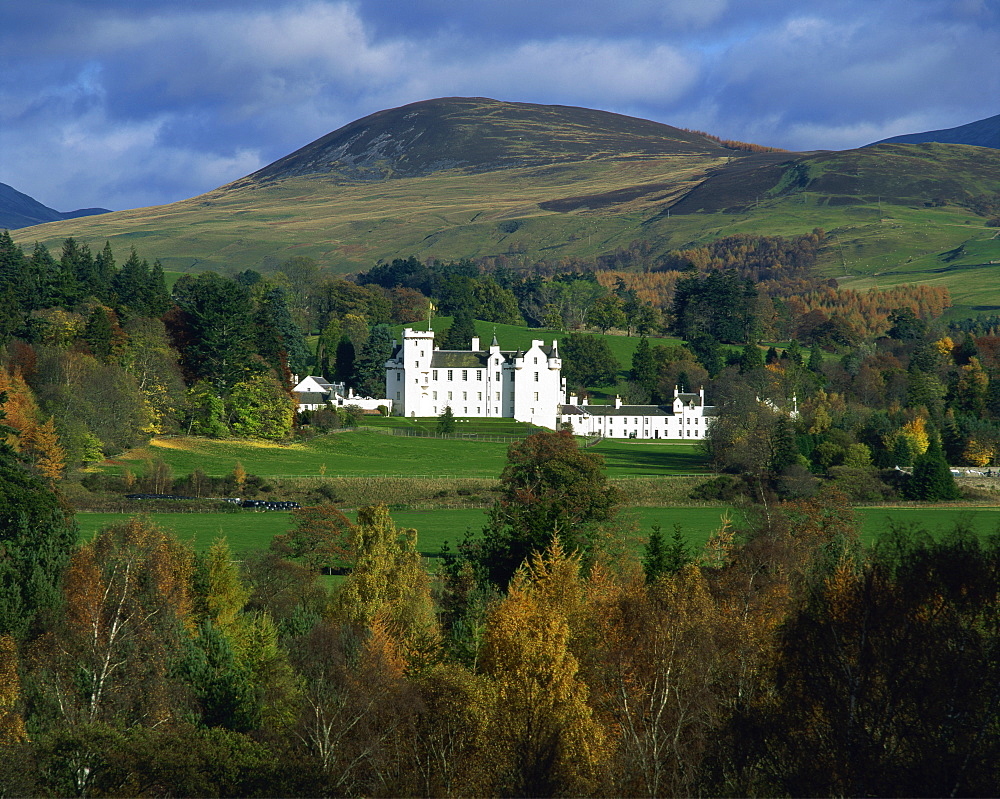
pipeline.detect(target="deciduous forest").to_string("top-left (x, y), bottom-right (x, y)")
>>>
top-left (3, 229), bottom-right (1000, 795)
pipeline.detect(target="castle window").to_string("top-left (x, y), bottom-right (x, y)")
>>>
top-left (463, 391), bottom-right (467, 400)
top-left (448, 391), bottom-right (453, 400)
top-left (495, 392), bottom-right (500, 401)
top-left (432, 370), bottom-right (438, 380)
top-left (534, 392), bottom-right (539, 401)
top-left (433, 391), bottom-right (437, 400)
top-left (462, 370), bottom-right (467, 380)
top-left (477, 371), bottom-right (482, 381)
top-left (396, 373), bottom-right (401, 381)
top-left (447, 370), bottom-right (453, 381)
top-left (534, 372), bottom-right (539, 382)
top-left (496, 371), bottom-right (501, 381)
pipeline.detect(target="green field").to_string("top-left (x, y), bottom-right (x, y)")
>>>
top-left (75, 505), bottom-right (1000, 564)
top-left (74, 506), bottom-right (733, 559)
top-left (107, 431), bottom-right (511, 478)
top-left (593, 441), bottom-right (709, 476)
top-left (98, 431), bottom-right (708, 480)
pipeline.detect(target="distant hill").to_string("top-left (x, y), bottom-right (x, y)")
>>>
top-left (0, 181), bottom-right (110, 230)
top-left (11, 97), bottom-right (1000, 314)
top-left (241, 96), bottom-right (730, 184)
top-left (869, 113), bottom-right (1000, 149)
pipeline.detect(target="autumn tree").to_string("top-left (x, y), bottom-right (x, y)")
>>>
top-left (182, 539), bottom-right (300, 733)
top-left (25, 415), bottom-right (65, 483)
top-left (479, 542), bottom-right (606, 796)
top-left (39, 518), bottom-right (194, 730)
top-left (0, 635), bottom-right (27, 745)
top-left (717, 525), bottom-right (1000, 797)
top-left (0, 393), bottom-right (76, 641)
top-left (226, 373), bottom-right (295, 440)
top-left (271, 504), bottom-right (355, 573)
top-left (337, 505), bottom-right (439, 664)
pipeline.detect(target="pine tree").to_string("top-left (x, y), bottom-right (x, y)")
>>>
top-left (442, 308), bottom-right (477, 349)
top-left (642, 524), bottom-right (667, 583)
top-left (906, 434), bottom-right (960, 501)
top-left (438, 406), bottom-right (456, 434)
top-left (630, 336), bottom-right (657, 400)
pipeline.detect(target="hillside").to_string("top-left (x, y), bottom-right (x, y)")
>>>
top-left (0, 181), bottom-right (110, 230)
top-left (10, 97), bottom-right (1000, 313)
top-left (869, 112), bottom-right (1000, 150)
top-left (242, 96), bottom-right (730, 183)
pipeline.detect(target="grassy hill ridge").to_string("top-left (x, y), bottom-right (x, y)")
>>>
top-left (11, 98), bottom-right (1000, 312)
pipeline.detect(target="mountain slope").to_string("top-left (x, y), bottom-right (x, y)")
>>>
top-left (0, 181), bottom-right (110, 230)
top-left (10, 97), bottom-right (1000, 313)
top-left (241, 96), bottom-right (730, 184)
top-left (869, 113), bottom-right (1000, 149)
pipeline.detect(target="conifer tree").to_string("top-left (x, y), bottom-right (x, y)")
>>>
top-left (0, 392), bottom-right (76, 640)
top-left (630, 336), bottom-right (657, 400)
top-left (906, 433), bottom-right (960, 500)
top-left (442, 308), bottom-right (476, 349)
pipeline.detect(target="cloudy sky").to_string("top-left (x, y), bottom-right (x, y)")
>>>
top-left (2, 0), bottom-right (998, 212)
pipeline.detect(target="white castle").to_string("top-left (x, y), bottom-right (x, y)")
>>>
top-left (385, 328), bottom-right (565, 429)
top-left (384, 327), bottom-right (717, 437)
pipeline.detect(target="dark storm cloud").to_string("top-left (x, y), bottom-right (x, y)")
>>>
top-left (1, 0), bottom-right (997, 211)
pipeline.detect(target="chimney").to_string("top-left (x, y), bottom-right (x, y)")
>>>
top-left (614, 395), bottom-right (622, 409)
top-left (569, 394), bottom-right (578, 405)
top-left (471, 336), bottom-right (480, 351)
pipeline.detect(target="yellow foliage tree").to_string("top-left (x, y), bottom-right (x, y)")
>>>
top-left (337, 505), bottom-right (439, 666)
top-left (479, 541), bottom-right (606, 796)
top-left (0, 635), bottom-right (27, 745)
top-left (963, 439), bottom-right (995, 468)
top-left (26, 415), bottom-right (66, 483)
top-left (0, 367), bottom-right (39, 449)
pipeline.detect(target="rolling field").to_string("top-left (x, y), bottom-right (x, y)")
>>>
top-left (75, 505), bottom-right (1000, 562)
top-left (107, 431), bottom-right (512, 478)
top-left (98, 430), bottom-right (709, 479)
top-left (74, 506), bottom-right (735, 558)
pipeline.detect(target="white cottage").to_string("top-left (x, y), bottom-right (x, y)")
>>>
top-left (291, 375), bottom-right (392, 413)
top-left (385, 328), bottom-right (565, 429)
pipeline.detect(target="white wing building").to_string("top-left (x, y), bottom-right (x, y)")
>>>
top-left (385, 328), bottom-right (565, 429)
top-left (559, 388), bottom-right (716, 439)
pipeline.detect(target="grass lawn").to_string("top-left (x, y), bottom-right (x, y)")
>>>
top-left (593, 441), bottom-right (710, 476)
top-left (76, 504), bottom-right (1000, 571)
top-left (105, 431), bottom-right (511, 479)
top-left (855, 506), bottom-right (1000, 540)
top-left (96, 431), bottom-right (711, 481)
top-left (74, 506), bottom-right (736, 559)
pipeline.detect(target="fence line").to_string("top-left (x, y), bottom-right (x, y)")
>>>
top-left (355, 425), bottom-right (533, 444)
